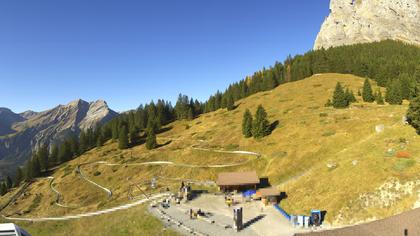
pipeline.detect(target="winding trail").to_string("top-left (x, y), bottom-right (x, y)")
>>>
top-left (47, 177), bottom-right (76, 208)
top-left (2, 193), bottom-right (169, 222)
top-left (2, 139), bottom-right (261, 222)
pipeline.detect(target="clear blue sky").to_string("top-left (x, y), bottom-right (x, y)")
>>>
top-left (0, 0), bottom-right (330, 113)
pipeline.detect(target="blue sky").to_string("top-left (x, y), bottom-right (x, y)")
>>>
top-left (0, 0), bottom-right (330, 113)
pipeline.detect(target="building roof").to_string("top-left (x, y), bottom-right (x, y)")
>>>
top-left (258, 187), bottom-right (279, 197)
top-left (216, 171), bottom-right (259, 186)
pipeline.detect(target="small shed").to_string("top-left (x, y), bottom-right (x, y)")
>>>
top-left (216, 171), bottom-right (260, 192)
top-left (257, 187), bottom-right (280, 205)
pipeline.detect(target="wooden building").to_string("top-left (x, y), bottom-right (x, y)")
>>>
top-left (257, 187), bottom-right (280, 205)
top-left (216, 171), bottom-right (260, 192)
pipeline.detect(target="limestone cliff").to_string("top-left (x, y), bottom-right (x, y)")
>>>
top-left (314, 0), bottom-right (420, 49)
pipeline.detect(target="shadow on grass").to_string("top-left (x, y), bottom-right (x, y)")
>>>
top-left (269, 120), bottom-right (280, 134)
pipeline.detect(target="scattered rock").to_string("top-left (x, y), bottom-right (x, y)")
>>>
top-left (375, 124), bottom-right (385, 133)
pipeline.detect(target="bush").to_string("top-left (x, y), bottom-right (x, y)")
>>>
top-left (93, 171), bottom-right (101, 176)
top-left (322, 130), bottom-right (336, 137)
top-left (394, 159), bottom-right (415, 171)
top-left (319, 113), bottom-right (328, 117)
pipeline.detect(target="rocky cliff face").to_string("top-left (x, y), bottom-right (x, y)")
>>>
top-left (0, 99), bottom-right (118, 177)
top-left (0, 108), bottom-right (25, 136)
top-left (314, 0), bottom-right (420, 49)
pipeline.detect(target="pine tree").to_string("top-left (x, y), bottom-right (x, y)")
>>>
top-left (407, 96), bottom-right (420, 133)
top-left (242, 109), bottom-right (253, 138)
top-left (386, 80), bottom-right (403, 105)
top-left (375, 90), bottom-right (385, 105)
top-left (332, 82), bottom-right (348, 108)
top-left (32, 156), bottom-right (41, 178)
top-left (345, 88), bottom-right (356, 103)
top-left (5, 176), bottom-right (12, 189)
top-left (14, 167), bottom-right (23, 187)
top-left (58, 142), bottom-right (71, 164)
top-left (226, 95), bottom-right (235, 111)
top-left (37, 145), bottom-right (49, 172)
top-left (252, 105), bottom-right (270, 138)
top-left (49, 144), bottom-right (58, 166)
top-left (0, 182), bottom-right (6, 196)
top-left (145, 126), bottom-right (157, 150)
top-left (96, 132), bottom-right (105, 147)
top-left (25, 159), bottom-right (33, 181)
top-left (118, 125), bottom-right (129, 149)
top-left (79, 130), bottom-right (88, 152)
top-left (362, 79), bottom-right (375, 102)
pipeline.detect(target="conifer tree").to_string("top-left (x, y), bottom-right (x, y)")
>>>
top-left (96, 132), bottom-right (105, 147)
top-left (79, 130), bottom-right (88, 153)
top-left (32, 156), bottom-right (41, 178)
top-left (362, 79), bottom-right (375, 102)
top-left (226, 95), bottom-right (235, 111)
top-left (332, 82), bottom-right (348, 108)
top-left (118, 125), bottom-right (129, 149)
top-left (386, 80), bottom-right (403, 105)
top-left (49, 144), bottom-right (58, 165)
top-left (252, 105), bottom-right (270, 138)
top-left (14, 167), bottom-right (23, 187)
top-left (375, 90), bottom-right (385, 105)
top-left (145, 126), bottom-right (157, 150)
top-left (37, 145), bottom-right (49, 172)
top-left (407, 96), bottom-right (420, 134)
top-left (0, 183), bottom-right (6, 196)
top-left (25, 159), bottom-right (33, 181)
top-left (345, 88), bottom-right (356, 103)
top-left (242, 109), bottom-right (253, 138)
top-left (5, 176), bottom-right (12, 189)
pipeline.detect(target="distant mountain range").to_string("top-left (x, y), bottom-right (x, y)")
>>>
top-left (0, 99), bottom-right (118, 177)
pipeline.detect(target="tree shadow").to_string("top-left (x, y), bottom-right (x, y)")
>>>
top-left (243, 214), bottom-right (266, 229)
top-left (269, 120), bottom-right (279, 134)
top-left (157, 126), bottom-right (173, 134)
top-left (156, 140), bottom-right (172, 148)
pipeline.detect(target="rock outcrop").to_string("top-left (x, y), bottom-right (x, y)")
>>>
top-left (0, 99), bottom-right (118, 177)
top-left (314, 0), bottom-right (420, 50)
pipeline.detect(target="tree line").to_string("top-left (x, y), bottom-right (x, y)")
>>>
top-left (5, 40), bottom-right (419, 192)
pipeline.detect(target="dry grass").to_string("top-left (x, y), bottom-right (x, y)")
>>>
top-left (1, 73), bottom-right (420, 234)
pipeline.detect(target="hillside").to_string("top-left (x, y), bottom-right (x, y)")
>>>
top-left (1, 73), bottom-right (419, 235)
top-left (0, 99), bottom-right (118, 178)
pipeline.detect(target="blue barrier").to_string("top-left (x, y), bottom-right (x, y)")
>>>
top-left (274, 204), bottom-right (291, 221)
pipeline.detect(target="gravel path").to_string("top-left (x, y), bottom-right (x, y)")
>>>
top-left (2, 193), bottom-right (169, 222)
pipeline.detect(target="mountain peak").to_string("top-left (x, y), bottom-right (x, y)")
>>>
top-left (314, 0), bottom-right (420, 49)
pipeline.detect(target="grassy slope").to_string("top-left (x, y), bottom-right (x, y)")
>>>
top-left (1, 73), bottom-right (420, 234)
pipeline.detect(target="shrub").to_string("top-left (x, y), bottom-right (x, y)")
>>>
top-left (322, 130), bottom-right (336, 137)
top-left (319, 113), bottom-right (328, 117)
top-left (393, 159), bottom-right (415, 171)
top-left (93, 171), bottom-right (101, 176)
